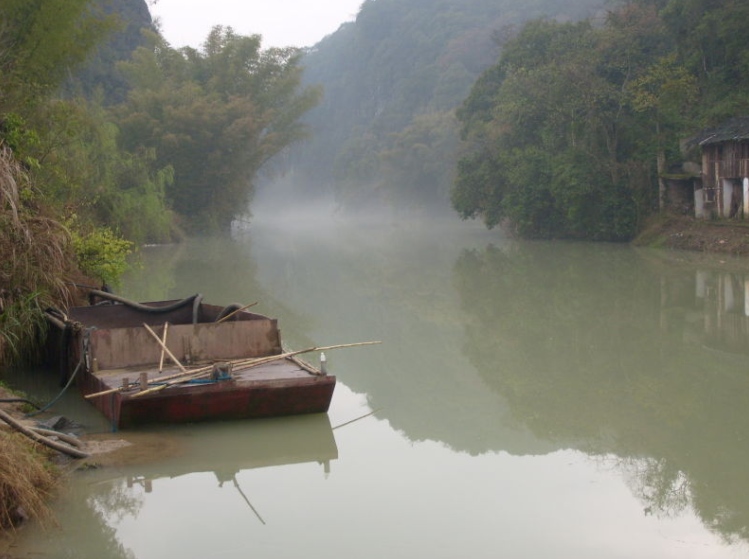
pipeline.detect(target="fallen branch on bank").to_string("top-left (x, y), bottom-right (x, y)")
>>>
top-left (0, 409), bottom-right (89, 459)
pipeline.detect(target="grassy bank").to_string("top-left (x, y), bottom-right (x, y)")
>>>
top-left (1, 145), bottom-right (73, 534)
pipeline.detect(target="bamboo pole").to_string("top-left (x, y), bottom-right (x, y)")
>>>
top-left (142, 323), bottom-right (187, 373)
top-left (0, 409), bottom-right (90, 459)
top-left (85, 365), bottom-right (201, 399)
top-left (129, 368), bottom-right (211, 398)
top-left (158, 322), bottom-right (169, 373)
top-left (128, 341), bottom-right (381, 399)
top-left (87, 341), bottom-right (381, 400)
top-left (216, 302), bottom-right (258, 324)
top-left (287, 355), bottom-right (320, 375)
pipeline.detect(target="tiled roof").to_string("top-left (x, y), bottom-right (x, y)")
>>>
top-left (693, 116), bottom-right (749, 146)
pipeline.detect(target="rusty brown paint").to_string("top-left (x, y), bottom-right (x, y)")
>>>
top-left (51, 301), bottom-right (336, 428)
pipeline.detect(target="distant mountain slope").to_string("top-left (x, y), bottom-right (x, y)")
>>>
top-left (66, 0), bottom-right (153, 104)
top-left (280, 0), bottom-right (605, 212)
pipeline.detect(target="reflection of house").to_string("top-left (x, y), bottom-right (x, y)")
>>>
top-left (693, 116), bottom-right (749, 219)
top-left (671, 269), bottom-right (749, 355)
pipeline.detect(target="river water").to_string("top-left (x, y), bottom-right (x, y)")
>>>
top-left (10, 216), bottom-right (749, 558)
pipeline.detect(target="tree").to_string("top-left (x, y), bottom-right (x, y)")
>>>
top-left (117, 27), bottom-right (321, 230)
top-left (451, 1), bottom-right (713, 240)
top-left (0, 0), bottom-right (116, 107)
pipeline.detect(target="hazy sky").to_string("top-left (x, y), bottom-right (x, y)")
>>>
top-left (148, 0), bottom-right (363, 49)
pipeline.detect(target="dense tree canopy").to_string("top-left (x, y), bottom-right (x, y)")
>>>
top-left (452, 0), bottom-right (749, 240)
top-left (117, 27), bottom-right (321, 230)
top-left (287, 0), bottom-right (604, 212)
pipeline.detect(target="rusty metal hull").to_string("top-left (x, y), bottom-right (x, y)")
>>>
top-left (81, 369), bottom-right (336, 429)
top-left (50, 300), bottom-right (336, 429)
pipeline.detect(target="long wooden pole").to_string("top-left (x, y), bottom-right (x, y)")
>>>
top-left (129, 341), bottom-right (382, 399)
top-left (86, 341), bottom-right (381, 400)
top-left (216, 302), bottom-right (258, 324)
top-left (158, 322), bottom-right (169, 373)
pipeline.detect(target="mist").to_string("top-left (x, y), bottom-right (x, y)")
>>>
top-left (248, 0), bottom-right (606, 234)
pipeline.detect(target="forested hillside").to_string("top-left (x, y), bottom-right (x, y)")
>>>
top-left (453, 0), bottom-right (749, 240)
top-left (0, 0), bottom-right (318, 365)
top-left (284, 0), bottom-right (605, 212)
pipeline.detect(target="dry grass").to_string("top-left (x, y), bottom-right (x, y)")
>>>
top-left (0, 144), bottom-right (77, 364)
top-left (0, 430), bottom-right (57, 530)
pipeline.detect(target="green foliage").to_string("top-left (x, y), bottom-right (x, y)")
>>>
top-left (0, 113), bottom-right (41, 169)
top-left (0, 0), bottom-right (117, 106)
top-left (116, 27), bottom-right (321, 230)
top-left (63, 0), bottom-right (155, 105)
top-left (0, 291), bottom-right (48, 364)
top-left (379, 111), bottom-right (460, 211)
top-left (289, 0), bottom-right (604, 211)
top-left (17, 96), bottom-right (175, 245)
top-left (69, 219), bottom-right (133, 287)
top-left (453, 0), bottom-right (748, 241)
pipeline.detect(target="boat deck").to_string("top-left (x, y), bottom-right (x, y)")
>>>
top-left (95, 358), bottom-right (318, 394)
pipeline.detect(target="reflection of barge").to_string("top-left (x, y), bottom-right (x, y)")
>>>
top-left (46, 292), bottom-right (336, 429)
top-left (140, 413), bottom-right (338, 483)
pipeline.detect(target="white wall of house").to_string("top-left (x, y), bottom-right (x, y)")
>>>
top-left (695, 187), bottom-right (705, 218)
top-left (723, 179), bottom-right (733, 217)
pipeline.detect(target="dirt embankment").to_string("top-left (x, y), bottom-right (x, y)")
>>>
top-left (633, 215), bottom-right (749, 256)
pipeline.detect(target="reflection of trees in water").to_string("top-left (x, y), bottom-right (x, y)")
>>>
top-left (90, 478), bottom-right (144, 526)
top-left (25, 474), bottom-right (144, 559)
top-left (614, 456), bottom-right (690, 518)
top-left (452, 242), bottom-right (749, 543)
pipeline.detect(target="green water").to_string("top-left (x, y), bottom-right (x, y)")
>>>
top-left (10, 219), bottom-right (749, 558)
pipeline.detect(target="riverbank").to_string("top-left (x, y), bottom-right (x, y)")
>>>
top-left (633, 215), bottom-right (749, 256)
top-left (0, 388), bottom-right (57, 536)
top-left (0, 386), bottom-right (157, 543)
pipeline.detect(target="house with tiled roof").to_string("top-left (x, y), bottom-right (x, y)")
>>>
top-left (692, 116), bottom-right (749, 219)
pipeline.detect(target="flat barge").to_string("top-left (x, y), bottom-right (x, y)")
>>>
top-left (45, 293), bottom-right (336, 429)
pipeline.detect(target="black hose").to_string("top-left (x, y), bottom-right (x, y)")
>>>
top-left (26, 358), bottom-right (84, 418)
top-left (88, 290), bottom-right (201, 315)
top-left (59, 321), bottom-right (71, 387)
top-left (192, 294), bottom-right (204, 325)
top-left (215, 303), bottom-right (244, 322)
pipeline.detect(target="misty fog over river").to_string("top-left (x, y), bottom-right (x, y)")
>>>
top-left (13, 214), bottom-right (749, 558)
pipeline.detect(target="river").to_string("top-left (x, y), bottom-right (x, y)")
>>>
top-left (9, 216), bottom-right (749, 558)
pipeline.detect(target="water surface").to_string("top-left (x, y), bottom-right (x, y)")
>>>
top-left (11, 219), bottom-right (749, 558)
